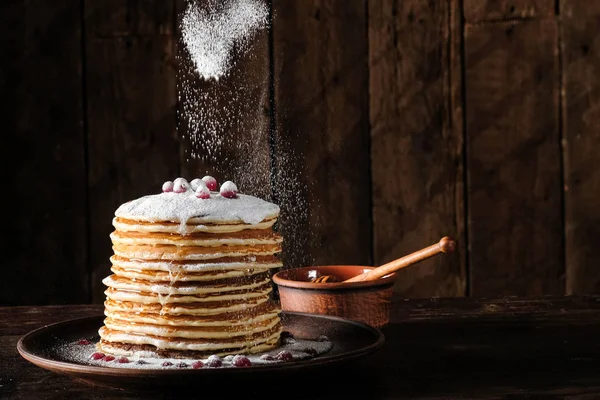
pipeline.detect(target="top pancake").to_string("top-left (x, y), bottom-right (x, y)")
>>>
top-left (115, 190), bottom-right (280, 231)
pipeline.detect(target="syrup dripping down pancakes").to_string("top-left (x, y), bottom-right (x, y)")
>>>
top-left (97, 177), bottom-right (284, 359)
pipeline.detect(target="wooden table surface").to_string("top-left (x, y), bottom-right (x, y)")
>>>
top-left (4, 295), bottom-right (600, 399)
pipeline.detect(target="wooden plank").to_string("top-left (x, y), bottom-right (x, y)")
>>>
top-left (0, 1), bottom-right (87, 305)
top-left (9, 300), bottom-right (600, 398)
top-left (561, 1), bottom-right (600, 294)
top-left (0, 305), bottom-right (103, 336)
top-left (85, 0), bottom-right (174, 36)
top-left (465, 19), bottom-right (562, 296)
top-left (272, 0), bottom-right (371, 269)
top-left (463, 0), bottom-right (554, 23)
top-left (369, 0), bottom-right (466, 297)
top-left (175, 0), bottom-right (272, 201)
top-left (389, 294), bottom-right (600, 322)
top-left (86, 1), bottom-right (179, 303)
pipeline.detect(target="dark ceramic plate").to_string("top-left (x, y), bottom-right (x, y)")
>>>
top-left (17, 311), bottom-right (384, 390)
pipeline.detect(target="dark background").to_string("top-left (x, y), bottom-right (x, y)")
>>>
top-left (2, 0), bottom-right (599, 306)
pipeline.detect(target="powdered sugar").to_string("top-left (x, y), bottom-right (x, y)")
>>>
top-left (57, 336), bottom-right (332, 370)
top-left (181, 0), bottom-right (268, 81)
top-left (115, 190), bottom-right (279, 235)
top-left (176, 0), bottom-right (310, 268)
top-left (110, 257), bottom-right (280, 272)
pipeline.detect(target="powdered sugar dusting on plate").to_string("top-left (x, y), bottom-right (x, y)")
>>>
top-left (57, 336), bottom-right (332, 370)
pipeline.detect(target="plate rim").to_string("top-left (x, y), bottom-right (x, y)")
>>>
top-left (17, 311), bottom-right (385, 377)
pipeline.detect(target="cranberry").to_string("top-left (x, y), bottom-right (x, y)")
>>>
top-left (77, 339), bottom-right (90, 345)
top-left (219, 181), bottom-right (238, 198)
top-left (173, 177), bottom-right (190, 193)
top-left (275, 350), bottom-right (293, 362)
top-left (202, 175), bottom-right (218, 191)
top-left (104, 355), bottom-right (115, 362)
top-left (162, 361), bottom-right (173, 367)
top-left (195, 181), bottom-right (210, 199)
top-left (192, 361), bottom-right (204, 369)
top-left (304, 348), bottom-right (318, 356)
top-left (205, 355), bottom-right (222, 368)
top-left (177, 362), bottom-right (188, 368)
top-left (260, 354), bottom-right (275, 361)
top-left (117, 357), bottom-right (129, 364)
top-left (190, 178), bottom-right (202, 191)
top-left (232, 355), bottom-right (252, 367)
top-left (162, 181), bottom-right (174, 192)
top-left (90, 352), bottom-right (105, 360)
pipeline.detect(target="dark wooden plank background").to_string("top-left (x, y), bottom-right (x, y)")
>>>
top-left (3, 0), bottom-right (600, 305)
top-left (464, 3), bottom-right (563, 296)
top-left (369, 0), bottom-right (465, 298)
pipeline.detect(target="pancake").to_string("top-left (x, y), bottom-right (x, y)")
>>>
top-left (97, 177), bottom-right (284, 359)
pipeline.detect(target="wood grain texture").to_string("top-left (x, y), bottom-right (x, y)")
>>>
top-left (463, 0), bottom-right (555, 23)
top-left (0, 1), bottom-right (88, 305)
top-left (86, 1), bottom-right (179, 303)
top-left (369, 0), bottom-right (465, 297)
top-left (465, 19), bottom-right (563, 296)
top-left (272, 0), bottom-right (371, 269)
top-left (175, 0), bottom-right (272, 201)
top-left (85, 0), bottom-right (174, 36)
top-left (561, 1), bottom-right (600, 294)
top-left (9, 299), bottom-right (600, 398)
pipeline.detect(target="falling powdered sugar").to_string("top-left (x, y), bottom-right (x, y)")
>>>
top-left (181, 0), bottom-right (268, 81)
top-left (177, 0), bottom-right (311, 268)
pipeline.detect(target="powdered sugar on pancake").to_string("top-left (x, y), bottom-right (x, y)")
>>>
top-left (110, 256), bottom-right (281, 273)
top-left (115, 191), bottom-right (279, 234)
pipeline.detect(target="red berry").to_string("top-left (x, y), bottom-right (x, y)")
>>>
top-left (219, 181), bottom-right (238, 198)
top-left (173, 177), bottom-right (190, 193)
top-left (205, 355), bottom-right (222, 368)
top-left (232, 355), bottom-right (252, 367)
top-left (77, 339), bottom-right (90, 345)
top-left (195, 181), bottom-right (210, 199)
top-left (104, 355), bottom-right (115, 362)
top-left (202, 175), bottom-right (218, 191)
top-left (192, 361), bottom-right (204, 369)
top-left (90, 352), bottom-right (105, 360)
top-left (275, 350), bottom-right (293, 362)
top-left (260, 354), bottom-right (274, 361)
top-left (162, 181), bottom-right (174, 192)
top-left (117, 357), bottom-right (129, 364)
top-left (162, 361), bottom-right (173, 367)
top-left (190, 178), bottom-right (202, 191)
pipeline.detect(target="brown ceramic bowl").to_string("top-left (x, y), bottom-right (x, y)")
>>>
top-left (272, 265), bottom-right (396, 328)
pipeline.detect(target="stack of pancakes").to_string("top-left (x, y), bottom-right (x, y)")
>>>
top-left (97, 180), bottom-right (284, 358)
